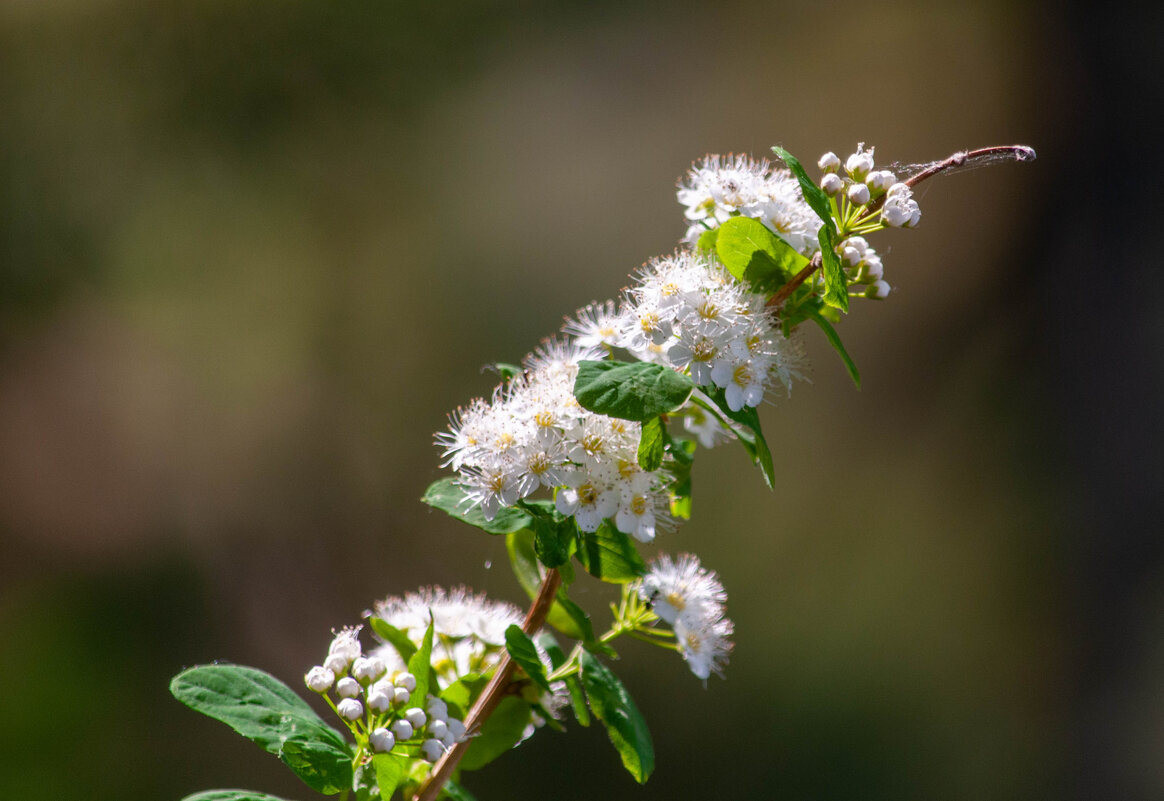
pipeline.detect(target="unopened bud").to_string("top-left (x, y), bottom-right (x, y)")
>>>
top-left (369, 727), bottom-right (396, 753)
top-left (818, 151), bottom-right (841, 172)
top-left (845, 145), bottom-right (875, 180)
top-left (421, 739), bottom-right (446, 762)
top-left (391, 719), bottom-right (414, 741)
top-left (867, 169), bottom-right (897, 194)
top-left (857, 256), bottom-right (884, 282)
top-left (351, 657), bottom-right (385, 684)
top-left (393, 687), bottom-right (411, 706)
top-left (404, 708), bottom-right (427, 730)
top-left (336, 677), bottom-right (361, 698)
top-left (428, 719), bottom-right (448, 740)
top-left (846, 182), bottom-right (870, 206)
top-left (865, 280), bottom-right (891, 299)
top-left (842, 246), bottom-right (862, 267)
top-left (820, 173), bottom-right (844, 196)
top-left (305, 666), bottom-right (335, 693)
top-left (367, 689), bottom-right (393, 713)
top-left (446, 718), bottom-right (466, 742)
top-left (394, 672), bottom-right (417, 693)
top-left (323, 653), bottom-right (348, 675)
top-left (337, 698), bottom-right (364, 721)
top-left (425, 696), bottom-right (449, 722)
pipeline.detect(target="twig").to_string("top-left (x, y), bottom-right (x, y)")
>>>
top-left (413, 568), bottom-right (563, 801)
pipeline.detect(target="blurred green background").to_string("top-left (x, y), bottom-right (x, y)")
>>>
top-left (2, 1), bottom-right (1161, 800)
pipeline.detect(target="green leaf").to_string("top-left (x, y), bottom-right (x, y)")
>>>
top-left (459, 696), bottom-right (532, 771)
top-left (695, 227), bottom-right (718, 253)
top-left (368, 618), bottom-right (417, 664)
top-left (170, 666), bottom-right (352, 795)
top-left (715, 216), bottom-right (808, 291)
top-left (372, 753), bottom-right (410, 801)
top-left (421, 477), bottom-right (531, 535)
top-left (579, 651), bottom-right (654, 783)
top-left (530, 512), bottom-right (572, 569)
top-left (664, 435), bottom-right (695, 520)
top-left (771, 145), bottom-right (848, 313)
top-left (182, 792), bottom-right (295, 801)
top-left (806, 308), bottom-right (860, 387)
top-left (703, 389), bottom-right (775, 489)
top-left (637, 416), bottom-right (665, 471)
top-left (439, 673), bottom-right (487, 720)
top-left (407, 620), bottom-right (436, 707)
top-left (493, 362), bottom-right (522, 382)
top-left (504, 625), bottom-right (551, 692)
top-left (818, 230), bottom-right (848, 312)
top-left (506, 530), bottom-right (585, 639)
top-left (573, 361), bottom-right (693, 423)
top-left (441, 780), bottom-right (479, 801)
top-left (575, 521), bottom-right (648, 583)
top-left (553, 589), bottom-right (597, 645)
top-left (537, 633), bottom-right (590, 727)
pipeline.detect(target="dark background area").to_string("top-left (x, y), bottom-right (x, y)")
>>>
top-left (2, 1), bottom-right (1161, 800)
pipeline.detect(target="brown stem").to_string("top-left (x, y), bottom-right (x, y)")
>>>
top-left (413, 568), bottom-right (563, 801)
top-left (865, 144), bottom-right (1036, 215)
top-left (766, 253), bottom-right (822, 308)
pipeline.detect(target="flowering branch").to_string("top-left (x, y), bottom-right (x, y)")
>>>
top-left (413, 568), bottom-right (563, 801)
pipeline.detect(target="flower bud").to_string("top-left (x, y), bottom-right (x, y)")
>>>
top-left (426, 696), bottom-right (449, 722)
top-left (842, 236), bottom-right (868, 255)
top-left (323, 653), bottom-right (348, 675)
top-left (867, 169), bottom-right (897, 194)
top-left (820, 173), bottom-right (843, 196)
top-left (336, 677), bottom-right (361, 698)
top-left (818, 151), bottom-right (841, 172)
top-left (404, 707), bottom-right (428, 730)
top-left (857, 256), bottom-right (884, 282)
top-left (846, 182), bottom-right (870, 206)
top-left (393, 687), bottom-right (411, 706)
top-left (845, 145), bottom-right (875, 180)
top-left (842, 246), bottom-right (862, 267)
top-left (337, 698), bottom-right (364, 721)
top-left (394, 672), bottom-right (417, 693)
top-left (428, 719), bottom-right (448, 740)
top-left (421, 739), bottom-right (446, 762)
top-left (369, 727), bottom-right (396, 753)
top-left (391, 719), bottom-right (414, 741)
top-left (352, 657), bottom-right (385, 684)
top-left (304, 666), bottom-right (335, 693)
top-left (446, 718), bottom-right (466, 742)
top-left (367, 689), bottom-right (393, 713)
top-left (865, 280), bottom-right (891, 299)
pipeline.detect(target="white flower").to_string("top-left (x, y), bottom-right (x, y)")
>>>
top-left (328, 626), bottom-right (363, 667)
top-left (682, 403), bottom-right (731, 449)
top-left (563, 300), bottom-right (622, 349)
top-left (710, 356), bottom-right (766, 412)
top-left (555, 477), bottom-right (618, 532)
top-left (675, 617), bottom-right (734, 680)
top-left (638, 553), bottom-right (728, 626)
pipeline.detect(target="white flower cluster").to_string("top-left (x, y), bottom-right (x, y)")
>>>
top-left (613, 251), bottom-right (807, 412)
top-left (635, 553), bottom-right (733, 680)
top-left (439, 341), bottom-right (670, 541)
top-left (369, 586), bottom-right (568, 724)
top-left (678, 154), bottom-right (823, 254)
top-left (304, 624), bottom-right (467, 763)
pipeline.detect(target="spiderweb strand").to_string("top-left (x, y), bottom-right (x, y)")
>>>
top-left (891, 145), bottom-right (1037, 188)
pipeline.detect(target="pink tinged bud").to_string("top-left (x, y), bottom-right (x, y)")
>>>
top-left (369, 727), bottom-right (396, 753)
top-left (391, 719), bottom-right (414, 741)
top-left (394, 672), bottom-right (417, 692)
top-left (367, 690), bottom-right (393, 713)
top-left (404, 708), bottom-right (428, 730)
top-left (337, 698), bottom-right (364, 721)
top-left (305, 666), bottom-right (335, 693)
top-left (421, 739), bottom-right (446, 762)
top-left (847, 183), bottom-right (871, 205)
top-left (820, 173), bottom-right (844, 196)
top-left (866, 280), bottom-right (891, 299)
top-left (323, 653), bottom-right (348, 675)
top-left (818, 151), bottom-right (841, 172)
top-left (336, 677), bottom-right (361, 698)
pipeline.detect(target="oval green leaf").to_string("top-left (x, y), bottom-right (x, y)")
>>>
top-left (421, 477), bottom-right (531, 535)
top-left (573, 361), bottom-right (693, 423)
top-left (575, 521), bottom-right (647, 583)
top-left (579, 651), bottom-right (654, 784)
